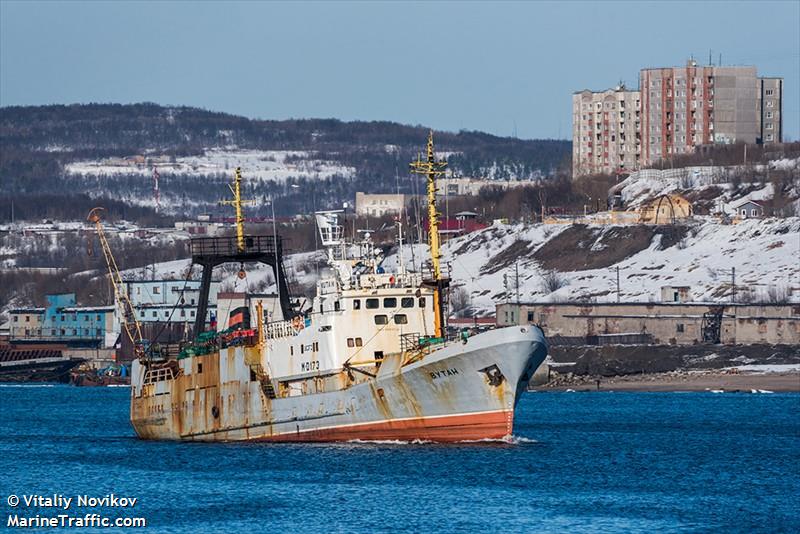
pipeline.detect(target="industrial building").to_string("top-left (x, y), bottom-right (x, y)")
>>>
top-left (497, 301), bottom-right (800, 346)
top-left (438, 177), bottom-right (542, 196)
top-left (355, 193), bottom-right (412, 218)
top-left (123, 279), bottom-right (219, 326)
top-left (8, 294), bottom-right (116, 348)
top-left (572, 60), bottom-right (783, 177)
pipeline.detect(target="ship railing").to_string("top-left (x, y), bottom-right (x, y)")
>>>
top-left (400, 333), bottom-right (422, 353)
top-left (355, 271), bottom-right (424, 290)
top-left (143, 366), bottom-right (177, 385)
top-left (190, 234), bottom-right (279, 258)
top-left (317, 278), bottom-right (339, 295)
top-left (267, 320), bottom-right (297, 339)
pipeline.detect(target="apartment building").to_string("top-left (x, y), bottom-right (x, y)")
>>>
top-left (757, 77), bottom-right (783, 144)
top-left (572, 86), bottom-right (642, 177)
top-left (572, 60), bottom-right (783, 178)
top-left (640, 63), bottom-right (760, 163)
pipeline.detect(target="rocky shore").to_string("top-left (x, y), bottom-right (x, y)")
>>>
top-left (534, 369), bottom-right (800, 392)
top-left (531, 343), bottom-right (800, 392)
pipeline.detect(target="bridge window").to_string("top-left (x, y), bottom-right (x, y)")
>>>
top-left (394, 314), bottom-right (408, 325)
top-left (353, 299), bottom-right (361, 310)
top-left (347, 338), bottom-right (354, 348)
top-left (355, 337), bottom-right (362, 347)
top-left (374, 315), bottom-right (388, 325)
top-left (401, 297), bottom-right (414, 308)
top-left (366, 298), bottom-right (379, 309)
top-left (383, 297), bottom-right (397, 308)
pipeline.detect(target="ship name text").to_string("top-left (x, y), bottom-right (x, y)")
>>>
top-left (430, 368), bottom-right (460, 380)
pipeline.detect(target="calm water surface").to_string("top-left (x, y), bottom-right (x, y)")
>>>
top-left (1, 386), bottom-right (798, 533)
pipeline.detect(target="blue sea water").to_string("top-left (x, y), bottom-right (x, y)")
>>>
top-left (0, 386), bottom-right (798, 533)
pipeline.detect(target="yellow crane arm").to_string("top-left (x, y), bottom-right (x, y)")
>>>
top-left (87, 208), bottom-right (143, 351)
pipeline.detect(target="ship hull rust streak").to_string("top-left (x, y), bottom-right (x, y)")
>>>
top-left (130, 327), bottom-right (546, 443)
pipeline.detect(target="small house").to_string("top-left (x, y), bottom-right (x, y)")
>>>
top-left (729, 199), bottom-right (764, 219)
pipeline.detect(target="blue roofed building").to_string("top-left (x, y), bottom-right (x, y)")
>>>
top-left (9, 293), bottom-right (117, 348)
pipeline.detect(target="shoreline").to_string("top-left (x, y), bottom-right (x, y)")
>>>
top-left (532, 371), bottom-right (800, 393)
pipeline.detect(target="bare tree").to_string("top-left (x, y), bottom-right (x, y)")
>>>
top-left (540, 269), bottom-right (567, 293)
top-left (449, 286), bottom-right (473, 318)
top-left (762, 285), bottom-right (789, 304)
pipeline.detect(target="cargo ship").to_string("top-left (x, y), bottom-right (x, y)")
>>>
top-left (126, 133), bottom-right (548, 442)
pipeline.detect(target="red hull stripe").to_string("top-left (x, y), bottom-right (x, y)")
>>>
top-left (254, 410), bottom-right (513, 443)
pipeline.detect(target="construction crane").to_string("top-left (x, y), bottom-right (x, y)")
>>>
top-left (87, 207), bottom-right (145, 358)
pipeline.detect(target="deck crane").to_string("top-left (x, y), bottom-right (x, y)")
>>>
top-left (87, 207), bottom-right (145, 359)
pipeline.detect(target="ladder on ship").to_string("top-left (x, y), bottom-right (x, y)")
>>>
top-left (249, 363), bottom-right (277, 399)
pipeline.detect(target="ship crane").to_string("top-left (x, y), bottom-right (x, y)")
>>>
top-left (87, 207), bottom-right (145, 359)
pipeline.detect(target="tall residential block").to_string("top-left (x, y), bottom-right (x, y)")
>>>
top-left (572, 86), bottom-right (642, 177)
top-left (572, 60), bottom-right (783, 178)
top-left (757, 77), bottom-right (782, 144)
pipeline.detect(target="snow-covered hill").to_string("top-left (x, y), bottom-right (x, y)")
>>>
top-left (121, 217), bottom-right (799, 317)
top-left (426, 218), bottom-right (799, 314)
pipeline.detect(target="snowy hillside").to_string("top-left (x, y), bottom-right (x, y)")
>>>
top-left (102, 217), bottom-right (799, 317)
top-left (614, 158), bottom-right (800, 215)
top-left (427, 218), bottom-right (799, 314)
top-left (65, 149), bottom-right (356, 183)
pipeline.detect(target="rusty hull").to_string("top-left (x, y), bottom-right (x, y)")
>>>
top-left (130, 326), bottom-right (547, 442)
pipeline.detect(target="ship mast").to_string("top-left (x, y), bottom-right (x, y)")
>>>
top-left (410, 130), bottom-right (449, 338)
top-left (219, 167), bottom-right (256, 252)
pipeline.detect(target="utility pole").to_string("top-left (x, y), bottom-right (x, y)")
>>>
top-left (731, 266), bottom-right (736, 304)
top-left (515, 260), bottom-right (520, 305)
top-left (616, 266), bottom-right (621, 303)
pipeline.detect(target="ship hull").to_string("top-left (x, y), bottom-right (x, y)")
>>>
top-left (0, 355), bottom-right (85, 383)
top-left (131, 326), bottom-right (547, 442)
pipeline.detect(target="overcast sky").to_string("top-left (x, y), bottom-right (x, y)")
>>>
top-left (1, 0), bottom-right (798, 140)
